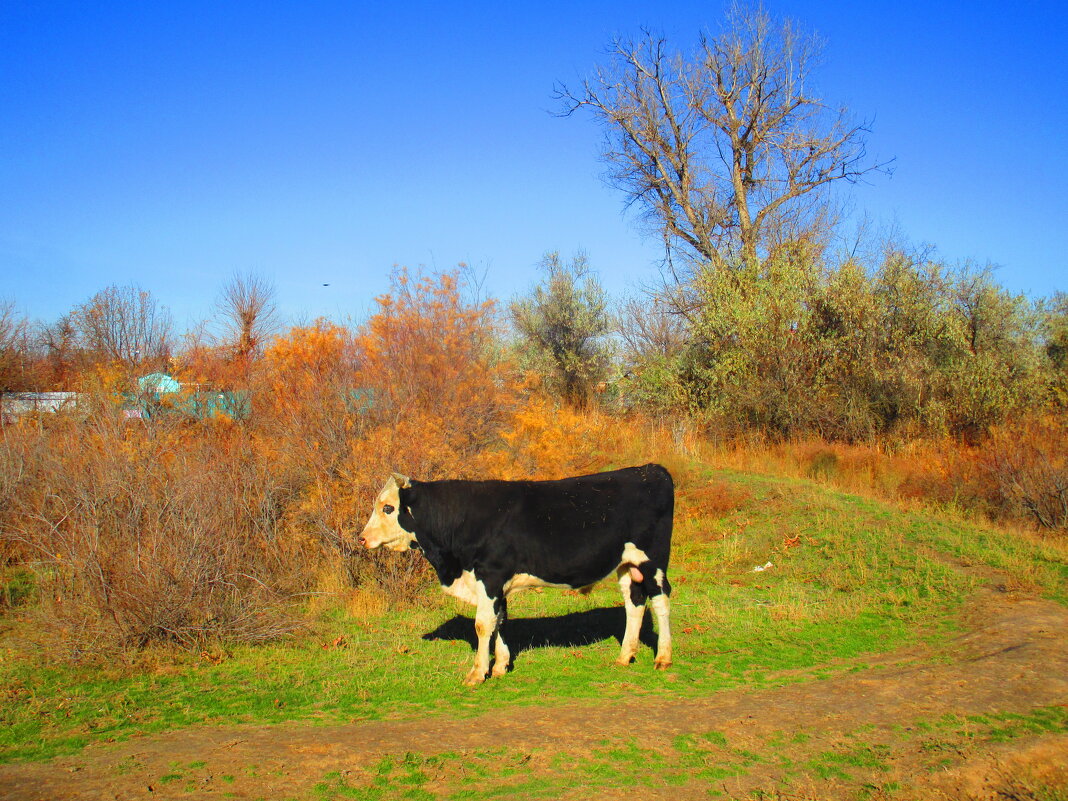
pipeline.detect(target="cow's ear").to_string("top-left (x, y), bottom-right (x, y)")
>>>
top-left (391, 472), bottom-right (412, 489)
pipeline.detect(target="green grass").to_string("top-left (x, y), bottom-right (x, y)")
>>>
top-left (1, 466), bottom-right (1066, 765)
top-left (0, 567), bottom-right (36, 609)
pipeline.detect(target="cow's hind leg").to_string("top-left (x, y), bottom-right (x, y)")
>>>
top-left (466, 578), bottom-right (500, 686)
top-left (651, 569), bottom-right (673, 670)
top-left (491, 597), bottom-right (510, 678)
top-left (616, 568), bottom-right (646, 666)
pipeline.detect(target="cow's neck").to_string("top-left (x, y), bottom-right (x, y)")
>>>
top-left (400, 483), bottom-right (464, 584)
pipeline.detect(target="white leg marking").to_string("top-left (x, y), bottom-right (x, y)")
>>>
top-left (616, 570), bottom-right (646, 666)
top-left (465, 579), bottom-right (496, 686)
top-left (492, 627), bottom-right (510, 678)
top-left (652, 592), bottom-right (672, 669)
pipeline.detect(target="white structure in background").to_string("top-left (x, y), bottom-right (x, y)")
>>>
top-left (0, 392), bottom-right (79, 423)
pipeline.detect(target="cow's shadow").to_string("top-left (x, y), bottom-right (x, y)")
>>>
top-left (422, 606), bottom-right (658, 664)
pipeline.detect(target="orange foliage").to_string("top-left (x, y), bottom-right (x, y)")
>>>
top-left (277, 270), bottom-right (518, 568)
top-left (175, 341), bottom-right (247, 388)
top-left (265, 320), bottom-right (354, 406)
top-left (355, 269), bottom-right (509, 446)
top-left (707, 435), bottom-right (1010, 524)
top-left (987, 416), bottom-right (1068, 530)
top-left (681, 481), bottom-right (753, 520)
top-left (491, 390), bottom-right (621, 479)
top-left (336, 269), bottom-right (515, 477)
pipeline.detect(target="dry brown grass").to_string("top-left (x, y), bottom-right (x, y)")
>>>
top-left (682, 481), bottom-right (754, 519)
top-left (701, 427), bottom-right (1066, 536)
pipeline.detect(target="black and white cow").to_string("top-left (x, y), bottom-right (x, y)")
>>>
top-left (356, 464), bottom-right (674, 685)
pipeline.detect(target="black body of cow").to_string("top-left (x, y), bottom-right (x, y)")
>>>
top-left (399, 464), bottom-right (673, 595)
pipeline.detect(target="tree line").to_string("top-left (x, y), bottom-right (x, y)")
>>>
top-left (2, 242), bottom-right (1064, 444)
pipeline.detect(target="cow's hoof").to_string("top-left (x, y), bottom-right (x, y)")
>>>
top-left (463, 670), bottom-right (486, 687)
top-left (491, 664), bottom-right (509, 678)
top-left (615, 655), bottom-right (635, 666)
top-left (654, 659), bottom-right (672, 671)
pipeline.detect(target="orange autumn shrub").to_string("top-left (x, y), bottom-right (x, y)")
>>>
top-left (706, 434), bottom-right (1021, 527)
top-left (492, 389), bottom-right (621, 480)
top-left (355, 269), bottom-right (512, 449)
top-left (265, 320), bottom-right (353, 398)
top-left (986, 415), bottom-right (1068, 531)
top-left (349, 269), bottom-right (516, 478)
top-left (255, 320), bottom-right (363, 554)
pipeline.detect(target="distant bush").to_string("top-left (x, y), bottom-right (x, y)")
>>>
top-left (654, 245), bottom-right (1047, 442)
top-left (510, 252), bottom-right (613, 408)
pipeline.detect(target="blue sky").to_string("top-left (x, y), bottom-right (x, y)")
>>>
top-left (2, 1), bottom-right (1066, 332)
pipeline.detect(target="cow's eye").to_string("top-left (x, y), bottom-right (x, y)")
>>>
top-left (382, 504), bottom-right (395, 515)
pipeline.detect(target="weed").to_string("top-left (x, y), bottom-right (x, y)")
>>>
top-left (0, 568), bottom-right (36, 609)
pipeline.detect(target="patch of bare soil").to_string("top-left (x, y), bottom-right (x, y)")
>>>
top-left (2, 569), bottom-right (1067, 801)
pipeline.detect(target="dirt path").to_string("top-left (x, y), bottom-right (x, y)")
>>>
top-left (2, 575), bottom-right (1067, 800)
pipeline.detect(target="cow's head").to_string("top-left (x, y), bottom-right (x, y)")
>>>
top-left (358, 472), bottom-right (417, 551)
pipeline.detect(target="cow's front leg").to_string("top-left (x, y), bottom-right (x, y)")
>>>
top-left (465, 578), bottom-right (499, 686)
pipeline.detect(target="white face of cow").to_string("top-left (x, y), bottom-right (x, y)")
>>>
top-left (358, 474), bottom-right (417, 552)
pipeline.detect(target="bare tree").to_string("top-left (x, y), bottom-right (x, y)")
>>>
top-left (38, 314), bottom-right (80, 387)
top-left (73, 285), bottom-right (173, 369)
top-left (619, 293), bottom-right (688, 364)
top-left (0, 301), bottom-right (31, 392)
top-left (216, 272), bottom-right (279, 364)
top-left (555, 3), bottom-right (890, 275)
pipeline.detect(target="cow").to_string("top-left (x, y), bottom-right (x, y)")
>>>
top-left (355, 464), bottom-right (674, 686)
